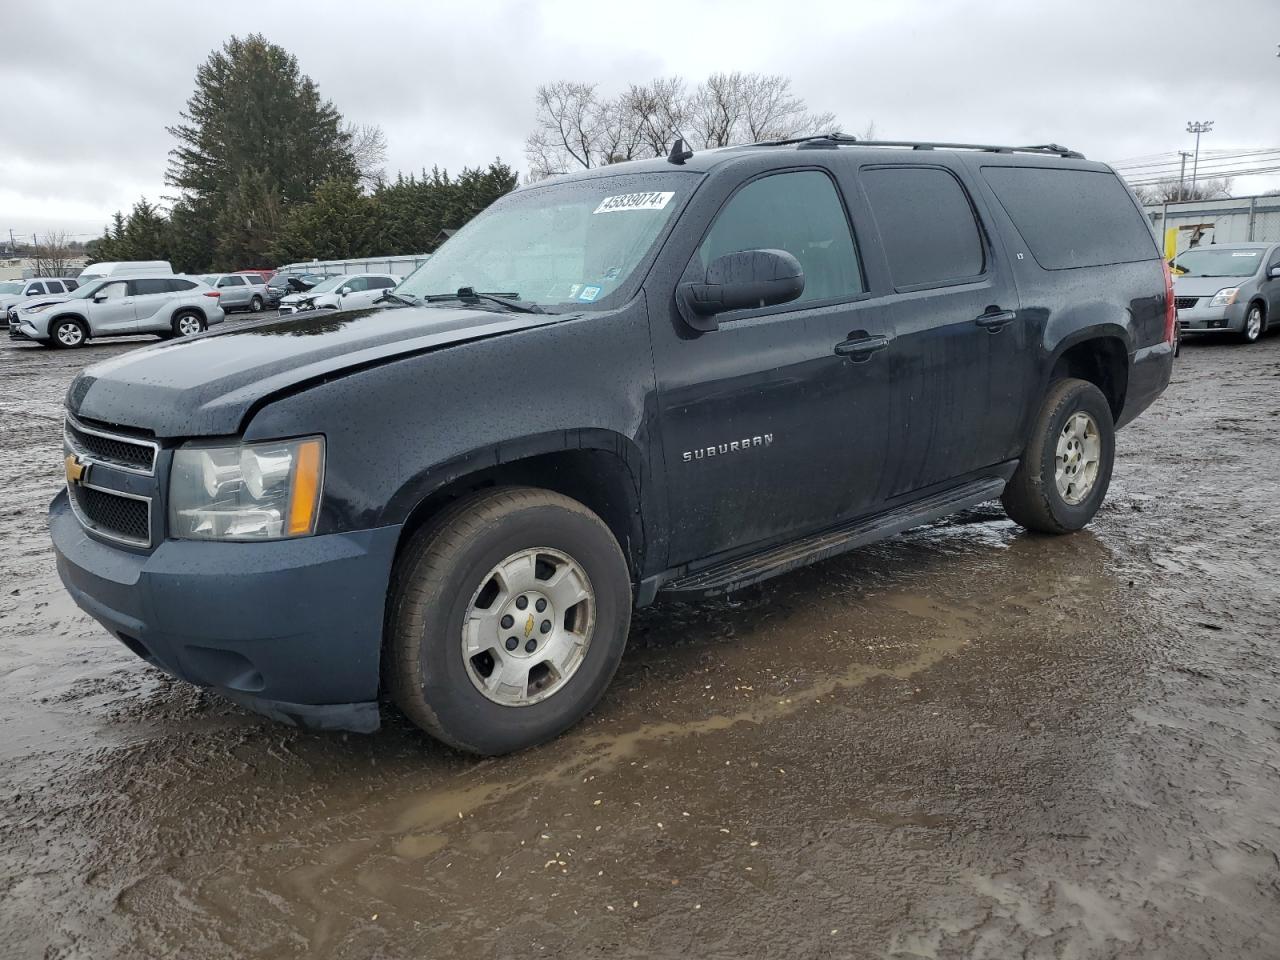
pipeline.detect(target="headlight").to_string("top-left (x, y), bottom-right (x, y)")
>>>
top-left (21, 303), bottom-right (53, 314)
top-left (1209, 287), bottom-right (1240, 307)
top-left (169, 436), bottom-right (324, 541)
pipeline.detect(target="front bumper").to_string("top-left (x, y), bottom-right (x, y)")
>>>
top-left (1177, 300), bottom-right (1248, 333)
top-left (8, 316), bottom-right (45, 341)
top-left (50, 490), bottom-right (402, 732)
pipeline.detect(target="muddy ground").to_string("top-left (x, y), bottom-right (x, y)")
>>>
top-left (1, 327), bottom-right (1278, 960)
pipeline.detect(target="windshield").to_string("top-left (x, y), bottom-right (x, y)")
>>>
top-left (303, 276), bottom-right (346, 295)
top-left (395, 172), bottom-right (697, 309)
top-left (0, 282), bottom-right (24, 295)
top-left (1172, 248), bottom-right (1264, 278)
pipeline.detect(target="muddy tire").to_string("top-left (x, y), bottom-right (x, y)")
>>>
top-left (1002, 378), bottom-right (1115, 535)
top-left (1240, 303), bottom-right (1265, 344)
top-left (386, 487), bottom-right (632, 755)
top-left (49, 318), bottom-right (88, 349)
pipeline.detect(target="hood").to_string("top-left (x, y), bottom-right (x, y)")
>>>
top-left (10, 295), bottom-right (71, 313)
top-left (67, 305), bottom-right (567, 437)
top-left (1172, 275), bottom-right (1251, 297)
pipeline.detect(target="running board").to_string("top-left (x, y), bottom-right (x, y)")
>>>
top-left (658, 477), bottom-right (1007, 599)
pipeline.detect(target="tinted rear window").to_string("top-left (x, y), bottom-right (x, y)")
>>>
top-left (861, 167), bottom-right (984, 288)
top-left (981, 166), bottom-right (1157, 270)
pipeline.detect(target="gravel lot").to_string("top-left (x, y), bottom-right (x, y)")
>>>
top-left (1, 326), bottom-right (1278, 959)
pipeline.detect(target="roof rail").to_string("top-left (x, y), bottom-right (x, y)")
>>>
top-left (755, 133), bottom-right (1085, 160)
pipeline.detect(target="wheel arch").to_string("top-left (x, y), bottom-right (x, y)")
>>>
top-left (1044, 330), bottom-right (1130, 423)
top-left (385, 429), bottom-right (648, 582)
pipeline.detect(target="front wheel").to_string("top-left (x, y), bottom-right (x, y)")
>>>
top-left (50, 318), bottom-right (87, 348)
top-left (1002, 378), bottom-right (1116, 534)
top-left (386, 487), bottom-right (632, 755)
top-left (249, 295), bottom-right (263, 313)
top-left (1240, 303), bottom-right (1264, 344)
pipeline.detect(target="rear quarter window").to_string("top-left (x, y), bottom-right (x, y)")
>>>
top-left (981, 166), bottom-right (1158, 270)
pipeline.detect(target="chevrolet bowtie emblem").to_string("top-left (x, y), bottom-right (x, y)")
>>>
top-left (65, 454), bottom-right (89, 485)
top-left (524, 614), bottom-right (535, 638)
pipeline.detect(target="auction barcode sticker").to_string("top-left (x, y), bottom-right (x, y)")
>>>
top-left (593, 192), bottom-right (674, 214)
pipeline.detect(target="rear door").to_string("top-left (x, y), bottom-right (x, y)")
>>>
top-left (1266, 245), bottom-right (1280, 320)
top-left (128, 278), bottom-right (176, 331)
top-left (653, 164), bottom-right (894, 566)
top-left (216, 274), bottom-right (249, 307)
top-left (856, 163), bottom-right (1024, 496)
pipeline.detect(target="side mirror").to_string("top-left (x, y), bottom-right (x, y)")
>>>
top-left (1269, 266), bottom-right (1280, 280)
top-left (339, 286), bottom-right (352, 296)
top-left (92, 294), bottom-right (108, 304)
top-left (678, 249), bottom-right (804, 331)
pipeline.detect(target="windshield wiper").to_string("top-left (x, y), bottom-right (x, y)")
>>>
top-left (423, 287), bottom-right (547, 314)
top-left (376, 291), bottom-right (419, 306)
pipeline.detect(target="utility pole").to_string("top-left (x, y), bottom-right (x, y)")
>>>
top-left (1185, 120), bottom-right (1214, 198)
top-left (1177, 151), bottom-right (1191, 201)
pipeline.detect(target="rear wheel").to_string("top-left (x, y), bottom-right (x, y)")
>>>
top-left (1240, 303), bottom-right (1264, 344)
top-left (1002, 378), bottom-right (1115, 534)
top-left (50, 318), bottom-right (87, 349)
top-left (386, 487), bottom-right (631, 755)
top-left (173, 312), bottom-right (206, 338)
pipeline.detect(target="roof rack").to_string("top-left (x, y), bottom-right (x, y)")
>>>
top-left (755, 133), bottom-right (1085, 160)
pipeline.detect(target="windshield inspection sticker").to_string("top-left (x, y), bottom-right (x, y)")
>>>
top-left (593, 191), bottom-right (674, 214)
top-left (577, 285), bottom-right (602, 302)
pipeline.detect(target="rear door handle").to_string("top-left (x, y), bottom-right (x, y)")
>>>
top-left (975, 309), bottom-right (1017, 330)
top-left (834, 334), bottom-right (889, 361)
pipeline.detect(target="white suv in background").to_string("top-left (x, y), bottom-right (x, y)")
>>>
top-left (0, 277), bottom-right (80, 326)
top-left (9, 275), bottom-right (225, 348)
top-left (198, 273), bottom-right (269, 313)
top-left (277, 273), bottom-right (398, 314)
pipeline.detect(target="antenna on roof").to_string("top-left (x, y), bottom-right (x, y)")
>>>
top-left (667, 137), bottom-right (694, 165)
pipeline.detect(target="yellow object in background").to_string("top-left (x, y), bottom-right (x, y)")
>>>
top-left (1164, 228), bottom-right (1178, 262)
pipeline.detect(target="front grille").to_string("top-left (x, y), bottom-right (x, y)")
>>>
top-left (1175, 296), bottom-right (1200, 310)
top-left (69, 484), bottom-right (150, 546)
top-left (65, 419), bottom-right (156, 473)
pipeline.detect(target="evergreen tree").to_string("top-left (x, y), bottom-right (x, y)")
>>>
top-left (271, 179), bottom-right (379, 263)
top-left (166, 35), bottom-right (358, 208)
top-left (215, 169), bottom-right (283, 268)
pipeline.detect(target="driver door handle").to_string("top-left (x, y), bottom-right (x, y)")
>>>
top-left (834, 334), bottom-right (889, 361)
top-left (975, 309), bottom-right (1017, 330)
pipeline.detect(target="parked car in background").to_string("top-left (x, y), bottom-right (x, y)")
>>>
top-left (9, 274), bottom-right (223, 347)
top-left (1172, 242), bottom-right (1280, 344)
top-left (236, 269), bottom-right (276, 284)
top-left (77, 261), bottom-right (173, 282)
top-left (276, 273), bottom-right (397, 314)
top-left (265, 272), bottom-right (331, 307)
top-left (0, 277), bottom-right (80, 327)
top-left (198, 273), bottom-right (268, 313)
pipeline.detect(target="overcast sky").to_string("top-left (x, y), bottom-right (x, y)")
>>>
top-left (3, 0), bottom-right (1277, 240)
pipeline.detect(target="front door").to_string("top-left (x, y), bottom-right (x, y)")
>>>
top-left (856, 163), bottom-right (1025, 496)
top-left (653, 166), bottom-right (894, 567)
top-left (217, 275), bottom-right (249, 307)
top-left (1265, 245), bottom-right (1280, 320)
top-left (85, 280), bottom-right (137, 335)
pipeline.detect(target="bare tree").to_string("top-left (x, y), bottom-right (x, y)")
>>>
top-left (33, 231), bottom-right (78, 277)
top-left (1131, 176), bottom-right (1233, 205)
top-left (344, 122), bottom-right (388, 189)
top-left (524, 72), bottom-right (842, 180)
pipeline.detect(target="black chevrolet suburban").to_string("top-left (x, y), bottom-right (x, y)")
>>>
top-left (51, 136), bottom-right (1175, 754)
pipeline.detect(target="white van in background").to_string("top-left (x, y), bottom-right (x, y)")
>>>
top-left (78, 261), bottom-right (174, 282)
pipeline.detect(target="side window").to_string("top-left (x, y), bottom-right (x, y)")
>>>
top-left (698, 170), bottom-right (864, 305)
top-left (97, 281), bottom-right (128, 301)
top-left (168, 279), bottom-right (197, 292)
top-left (217, 276), bottom-right (242, 287)
top-left (344, 277), bottom-right (369, 292)
top-left (861, 167), bottom-right (985, 288)
top-left (369, 277), bottom-right (396, 289)
top-left (46, 281), bottom-right (65, 294)
top-left (26, 282), bottom-right (45, 295)
top-left (131, 278), bottom-right (171, 296)
top-left (65, 280), bottom-right (79, 291)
